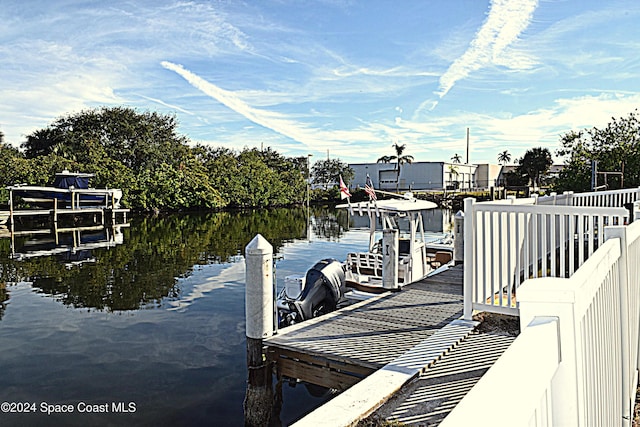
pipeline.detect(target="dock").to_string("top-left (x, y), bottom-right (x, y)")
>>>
top-left (3, 172), bottom-right (129, 229)
top-left (265, 266), bottom-right (466, 391)
top-left (263, 264), bottom-right (521, 426)
top-left (365, 330), bottom-right (516, 425)
top-left (246, 188), bottom-right (640, 426)
top-left (273, 264), bottom-right (519, 426)
top-left (2, 205), bottom-right (129, 230)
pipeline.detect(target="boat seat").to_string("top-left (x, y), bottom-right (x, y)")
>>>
top-left (398, 239), bottom-right (411, 255)
top-left (431, 251), bottom-right (452, 268)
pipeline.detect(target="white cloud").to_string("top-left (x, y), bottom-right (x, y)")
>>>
top-left (453, 92), bottom-right (640, 161)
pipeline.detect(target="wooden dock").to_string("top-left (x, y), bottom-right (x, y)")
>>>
top-left (264, 265), bottom-right (464, 390)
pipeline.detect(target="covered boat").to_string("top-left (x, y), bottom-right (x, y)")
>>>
top-left (8, 170), bottom-right (123, 209)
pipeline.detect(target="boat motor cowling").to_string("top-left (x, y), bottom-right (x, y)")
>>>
top-left (290, 258), bottom-right (346, 322)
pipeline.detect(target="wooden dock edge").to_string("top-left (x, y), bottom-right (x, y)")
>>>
top-left (291, 318), bottom-right (478, 427)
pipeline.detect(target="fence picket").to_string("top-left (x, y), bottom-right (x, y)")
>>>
top-left (465, 199), bottom-right (628, 316)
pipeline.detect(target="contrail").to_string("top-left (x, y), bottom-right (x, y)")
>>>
top-left (437, 0), bottom-right (538, 99)
top-left (161, 61), bottom-right (320, 148)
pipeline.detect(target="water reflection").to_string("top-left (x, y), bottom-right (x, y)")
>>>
top-left (0, 207), bottom-right (450, 426)
top-left (0, 207), bottom-right (350, 316)
top-left (9, 225), bottom-right (125, 264)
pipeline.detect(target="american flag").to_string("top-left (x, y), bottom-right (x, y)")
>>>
top-left (364, 174), bottom-right (377, 200)
top-left (339, 175), bottom-right (351, 199)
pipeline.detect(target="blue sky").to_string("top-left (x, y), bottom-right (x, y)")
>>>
top-left (1, 0), bottom-right (639, 165)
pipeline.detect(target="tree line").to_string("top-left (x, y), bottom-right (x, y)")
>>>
top-left (1, 106), bottom-right (638, 211)
top-left (0, 107), bottom-right (332, 211)
top-left (501, 110), bottom-right (640, 192)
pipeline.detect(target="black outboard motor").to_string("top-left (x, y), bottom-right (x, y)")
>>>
top-left (279, 259), bottom-right (346, 327)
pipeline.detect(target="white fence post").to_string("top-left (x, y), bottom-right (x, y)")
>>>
top-left (604, 226), bottom-right (638, 426)
top-left (440, 316), bottom-right (561, 427)
top-left (518, 239), bottom-right (623, 426)
top-left (463, 198), bottom-right (475, 320)
top-left (518, 278), bottom-right (580, 426)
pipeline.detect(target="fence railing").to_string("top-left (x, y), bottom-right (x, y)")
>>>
top-left (463, 197), bottom-right (627, 318)
top-left (537, 187), bottom-right (640, 207)
top-left (448, 219), bottom-right (640, 426)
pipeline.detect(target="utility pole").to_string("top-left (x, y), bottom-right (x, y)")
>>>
top-left (466, 128), bottom-right (470, 165)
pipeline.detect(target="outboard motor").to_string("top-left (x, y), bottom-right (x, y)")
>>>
top-left (278, 259), bottom-right (346, 327)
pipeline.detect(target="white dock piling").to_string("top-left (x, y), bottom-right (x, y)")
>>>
top-left (244, 234), bottom-right (275, 426)
top-left (245, 234), bottom-right (274, 339)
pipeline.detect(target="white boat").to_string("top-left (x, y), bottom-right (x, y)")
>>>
top-left (276, 193), bottom-right (453, 327)
top-left (340, 195), bottom-right (453, 292)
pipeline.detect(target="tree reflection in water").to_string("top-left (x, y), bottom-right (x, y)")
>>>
top-left (0, 207), bottom-right (350, 315)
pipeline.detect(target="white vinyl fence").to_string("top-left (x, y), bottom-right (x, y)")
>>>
top-left (463, 197), bottom-right (628, 318)
top-left (552, 187), bottom-right (640, 207)
top-left (445, 218), bottom-right (640, 426)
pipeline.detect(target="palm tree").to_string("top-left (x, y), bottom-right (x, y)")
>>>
top-left (376, 155), bottom-right (394, 163)
top-left (392, 143), bottom-right (414, 192)
top-left (451, 153), bottom-right (462, 164)
top-left (377, 143), bottom-right (414, 191)
top-left (448, 164), bottom-right (459, 189)
top-left (498, 150), bottom-right (511, 165)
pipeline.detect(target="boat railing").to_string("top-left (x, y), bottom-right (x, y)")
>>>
top-left (347, 251), bottom-right (413, 285)
top-left (347, 252), bottom-right (383, 278)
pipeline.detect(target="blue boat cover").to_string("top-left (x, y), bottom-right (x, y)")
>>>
top-left (53, 174), bottom-right (91, 189)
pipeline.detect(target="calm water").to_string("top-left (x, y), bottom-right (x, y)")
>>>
top-left (0, 207), bottom-right (451, 426)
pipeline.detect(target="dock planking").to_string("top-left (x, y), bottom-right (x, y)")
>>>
top-left (265, 265), bottom-right (464, 390)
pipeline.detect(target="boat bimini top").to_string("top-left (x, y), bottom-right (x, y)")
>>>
top-left (337, 193), bottom-right (437, 253)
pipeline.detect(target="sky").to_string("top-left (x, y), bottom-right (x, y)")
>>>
top-left (1, 0), bottom-right (639, 166)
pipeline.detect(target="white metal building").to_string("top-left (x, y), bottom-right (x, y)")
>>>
top-left (349, 162), bottom-right (480, 191)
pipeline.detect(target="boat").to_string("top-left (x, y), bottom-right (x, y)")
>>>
top-left (276, 192), bottom-right (454, 327)
top-left (7, 170), bottom-right (123, 209)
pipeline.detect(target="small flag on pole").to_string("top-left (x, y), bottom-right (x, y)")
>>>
top-left (364, 174), bottom-right (377, 201)
top-left (339, 175), bottom-right (351, 199)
